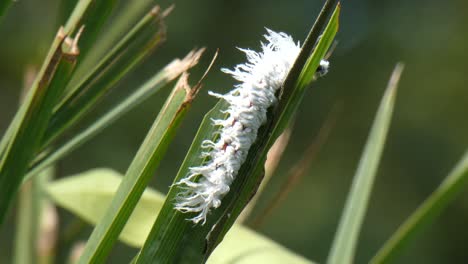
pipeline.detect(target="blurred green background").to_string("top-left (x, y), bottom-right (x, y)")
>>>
top-left (1, 0), bottom-right (468, 263)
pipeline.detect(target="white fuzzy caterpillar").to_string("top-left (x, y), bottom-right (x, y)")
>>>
top-left (174, 29), bottom-right (330, 224)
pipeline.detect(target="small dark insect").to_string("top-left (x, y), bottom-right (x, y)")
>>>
top-left (316, 59), bottom-right (330, 78)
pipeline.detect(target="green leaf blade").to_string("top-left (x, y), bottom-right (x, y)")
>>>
top-left (326, 63), bottom-right (404, 264)
top-left (370, 150), bottom-right (468, 264)
top-left (135, 1), bottom-right (340, 263)
top-left (0, 29), bottom-right (79, 225)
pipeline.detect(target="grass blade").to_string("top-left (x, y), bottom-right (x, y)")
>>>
top-left (135, 2), bottom-right (340, 263)
top-left (0, 0), bottom-right (117, 226)
top-left (271, 2), bottom-right (339, 140)
top-left (77, 71), bottom-right (205, 263)
top-left (0, 28), bottom-right (80, 160)
top-left (370, 150), bottom-right (468, 264)
top-left (0, 28), bottom-right (81, 225)
top-left (43, 6), bottom-right (168, 147)
top-left (326, 63), bottom-right (404, 264)
top-left (25, 49), bottom-right (204, 181)
top-left (13, 68), bottom-right (44, 264)
top-left (71, 0), bottom-right (154, 83)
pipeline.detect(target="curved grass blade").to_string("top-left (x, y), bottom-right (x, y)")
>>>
top-left (135, 2), bottom-right (340, 263)
top-left (25, 49), bottom-right (204, 181)
top-left (77, 71), bottom-right (206, 263)
top-left (370, 149), bottom-right (468, 264)
top-left (326, 63), bottom-right (404, 264)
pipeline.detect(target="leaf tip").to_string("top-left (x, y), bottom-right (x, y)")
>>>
top-left (164, 48), bottom-right (205, 81)
top-left (162, 4), bottom-right (175, 18)
top-left (387, 62), bottom-right (405, 93)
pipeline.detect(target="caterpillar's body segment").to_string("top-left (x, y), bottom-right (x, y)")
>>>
top-left (174, 29), bottom-right (329, 224)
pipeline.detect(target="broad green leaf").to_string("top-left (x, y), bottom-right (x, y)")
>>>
top-left (45, 168), bottom-right (164, 248)
top-left (25, 49), bottom-right (204, 181)
top-left (326, 64), bottom-right (404, 264)
top-left (208, 225), bottom-right (314, 264)
top-left (46, 169), bottom-right (315, 264)
top-left (370, 149), bottom-right (468, 264)
top-left (77, 72), bottom-right (202, 263)
top-left (135, 1), bottom-right (340, 263)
